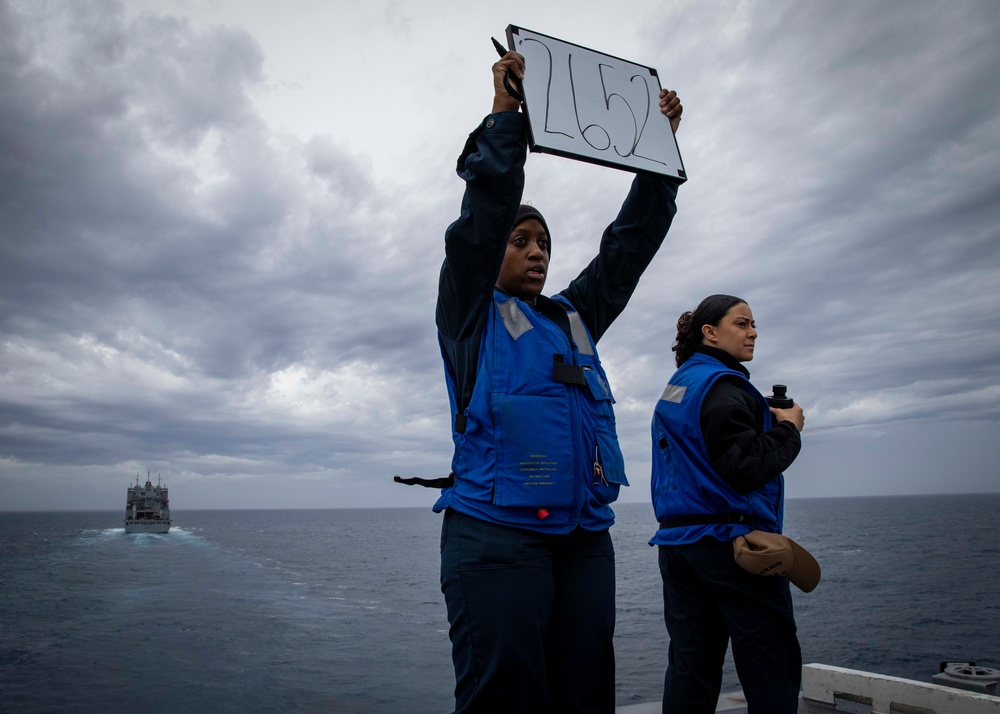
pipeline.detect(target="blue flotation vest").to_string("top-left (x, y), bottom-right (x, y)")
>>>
top-left (433, 291), bottom-right (627, 532)
top-left (649, 352), bottom-right (783, 546)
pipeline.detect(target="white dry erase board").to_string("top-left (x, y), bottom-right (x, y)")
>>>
top-left (505, 25), bottom-right (686, 182)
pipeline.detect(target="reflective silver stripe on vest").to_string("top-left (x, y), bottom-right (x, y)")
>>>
top-left (566, 311), bottom-right (594, 356)
top-left (497, 299), bottom-right (533, 340)
top-left (660, 384), bottom-right (687, 403)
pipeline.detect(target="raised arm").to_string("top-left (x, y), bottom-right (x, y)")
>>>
top-left (436, 51), bottom-right (528, 343)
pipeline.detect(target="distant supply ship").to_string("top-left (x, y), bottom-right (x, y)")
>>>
top-left (124, 471), bottom-right (171, 533)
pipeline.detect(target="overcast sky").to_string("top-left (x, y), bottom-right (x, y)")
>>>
top-left (2, 0), bottom-right (998, 511)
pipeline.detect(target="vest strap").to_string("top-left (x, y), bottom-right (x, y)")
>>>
top-left (394, 473), bottom-right (455, 489)
top-left (566, 311), bottom-right (594, 355)
top-left (658, 513), bottom-right (757, 530)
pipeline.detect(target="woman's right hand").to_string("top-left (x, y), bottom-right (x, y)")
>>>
top-left (492, 51), bottom-right (525, 114)
top-left (771, 403), bottom-right (804, 432)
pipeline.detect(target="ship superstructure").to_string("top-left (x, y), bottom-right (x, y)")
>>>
top-left (124, 471), bottom-right (171, 533)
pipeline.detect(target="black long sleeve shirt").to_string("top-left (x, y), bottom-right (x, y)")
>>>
top-left (695, 346), bottom-right (801, 495)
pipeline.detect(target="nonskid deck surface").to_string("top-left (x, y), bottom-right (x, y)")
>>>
top-left (615, 695), bottom-right (836, 713)
top-left (616, 664), bottom-right (1000, 713)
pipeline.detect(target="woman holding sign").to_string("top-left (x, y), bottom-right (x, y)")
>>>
top-left (649, 295), bottom-right (808, 714)
top-left (433, 49), bottom-right (682, 713)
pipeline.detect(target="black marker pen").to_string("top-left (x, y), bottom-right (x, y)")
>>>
top-left (490, 37), bottom-right (524, 103)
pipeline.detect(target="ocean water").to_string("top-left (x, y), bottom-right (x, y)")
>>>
top-left (1, 494), bottom-right (997, 713)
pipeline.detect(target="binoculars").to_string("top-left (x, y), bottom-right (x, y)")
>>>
top-left (766, 384), bottom-right (794, 409)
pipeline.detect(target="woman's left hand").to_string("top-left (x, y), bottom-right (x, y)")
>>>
top-left (771, 403), bottom-right (805, 432)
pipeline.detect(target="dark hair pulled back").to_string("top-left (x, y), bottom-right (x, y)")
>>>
top-left (672, 294), bottom-right (746, 367)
